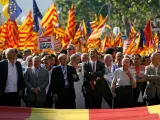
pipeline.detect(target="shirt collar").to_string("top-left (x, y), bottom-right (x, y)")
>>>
top-left (7, 60), bottom-right (16, 65)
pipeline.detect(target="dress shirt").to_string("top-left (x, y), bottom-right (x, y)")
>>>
top-left (4, 60), bottom-right (18, 93)
top-left (113, 67), bottom-right (136, 86)
top-left (90, 60), bottom-right (97, 72)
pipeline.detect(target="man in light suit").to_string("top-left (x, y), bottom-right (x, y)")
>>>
top-left (24, 56), bottom-right (49, 108)
top-left (144, 53), bottom-right (160, 105)
top-left (83, 49), bottom-right (108, 108)
top-left (0, 48), bottom-right (24, 106)
top-left (51, 54), bottom-right (79, 109)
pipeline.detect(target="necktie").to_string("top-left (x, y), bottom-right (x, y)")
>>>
top-left (35, 69), bottom-right (39, 77)
top-left (91, 62), bottom-right (96, 89)
top-left (62, 66), bottom-right (69, 87)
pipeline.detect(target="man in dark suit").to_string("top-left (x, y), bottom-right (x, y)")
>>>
top-left (0, 48), bottom-right (24, 106)
top-left (83, 49), bottom-right (105, 109)
top-left (51, 54), bottom-right (79, 109)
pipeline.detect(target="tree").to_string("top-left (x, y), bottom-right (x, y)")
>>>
top-left (53, 0), bottom-right (160, 34)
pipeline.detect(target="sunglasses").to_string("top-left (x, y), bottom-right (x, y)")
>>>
top-left (67, 48), bottom-right (72, 50)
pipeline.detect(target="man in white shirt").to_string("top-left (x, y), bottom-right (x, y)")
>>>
top-left (0, 48), bottom-right (24, 106)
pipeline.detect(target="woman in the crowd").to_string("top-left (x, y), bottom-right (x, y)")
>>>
top-left (132, 54), bottom-right (146, 107)
top-left (142, 56), bottom-right (151, 66)
top-left (111, 57), bottom-right (136, 108)
top-left (111, 52), bottom-right (123, 73)
top-left (68, 54), bottom-right (85, 109)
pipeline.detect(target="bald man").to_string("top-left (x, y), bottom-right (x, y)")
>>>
top-left (144, 53), bottom-right (160, 106)
top-left (50, 54), bottom-right (79, 109)
top-left (111, 58), bottom-right (136, 108)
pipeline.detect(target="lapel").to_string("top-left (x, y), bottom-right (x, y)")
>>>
top-left (67, 65), bottom-right (70, 81)
top-left (96, 61), bottom-right (99, 72)
top-left (150, 64), bottom-right (156, 75)
top-left (58, 65), bottom-right (64, 79)
top-left (88, 61), bottom-right (93, 72)
top-left (31, 67), bottom-right (38, 79)
top-left (15, 61), bottom-right (19, 78)
top-left (4, 60), bottom-right (8, 81)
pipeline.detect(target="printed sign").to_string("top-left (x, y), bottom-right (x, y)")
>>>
top-left (38, 36), bottom-right (54, 50)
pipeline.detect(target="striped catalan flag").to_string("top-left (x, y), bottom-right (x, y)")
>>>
top-left (1, 105), bottom-right (160, 120)
top-left (41, 4), bottom-right (58, 28)
top-left (90, 14), bottom-right (98, 32)
top-left (54, 27), bottom-right (65, 38)
top-left (62, 4), bottom-right (76, 48)
top-left (87, 16), bottom-right (107, 42)
top-left (65, 4), bottom-right (76, 40)
top-left (42, 21), bottom-right (54, 36)
top-left (0, 20), bottom-right (9, 42)
top-left (7, 20), bottom-right (19, 48)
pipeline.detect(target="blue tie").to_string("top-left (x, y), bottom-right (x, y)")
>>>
top-left (62, 66), bottom-right (69, 87)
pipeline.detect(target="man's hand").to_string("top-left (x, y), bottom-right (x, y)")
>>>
top-left (32, 88), bottom-right (39, 94)
top-left (53, 94), bottom-right (58, 100)
top-left (96, 77), bottom-right (102, 81)
top-left (125, 70), bottom-right (132, 79)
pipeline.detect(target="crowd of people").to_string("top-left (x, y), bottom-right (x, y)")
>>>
top-left (0, 44), bottom-right (159, 109)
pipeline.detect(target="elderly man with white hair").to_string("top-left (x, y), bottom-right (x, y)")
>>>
top-left (144, 52), bottom-right (160, 106)
top-left (50, 54), bottom-right (79, 109)
top-left (24, 56), bottom-right (49, 108)
top-left (0, 48), bottom-right (24, 107)
top-left (111, 57), bottom-right (136, 108)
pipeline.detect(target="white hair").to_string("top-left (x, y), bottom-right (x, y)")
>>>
top-left (32, 56), bottom-right (41, 62)
top-left (104, 54), bottom-right (113, 60)
top-left (26, 55), bottom-right (33, 62)
top-left (67, 44), bottom-right (76, 50)
top-left (58, 54), bottom-right (66, 61)
top-left (122, 57), bottom-right (130, 63)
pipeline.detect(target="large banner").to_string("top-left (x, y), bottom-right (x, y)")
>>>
top-left (0, 105), bottom-right (160, 120)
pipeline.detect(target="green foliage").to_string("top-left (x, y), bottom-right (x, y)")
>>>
top-left (53, 0), bottom-right (160, 34)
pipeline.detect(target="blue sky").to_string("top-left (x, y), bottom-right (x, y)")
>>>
top-left (0, 0), bottom-right (53, 19)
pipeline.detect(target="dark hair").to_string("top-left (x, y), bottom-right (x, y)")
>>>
top-left (132, 54), bottom-right (141, 60)
top-left (23, 49), bottom-right (31, 54)
top-left (41, 52), bottom-right (49, 58)
top-left (60, 49), bottom-right (67, 55)
top-left (103, 47), bottom-right (116, 55)
top-left (142, 56), bottom-right (150, 63)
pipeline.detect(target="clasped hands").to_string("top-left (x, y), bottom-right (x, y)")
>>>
top-left (32, 88), bottom-right (40, 94)
top-left (89, 72), bottom-right (101, 81)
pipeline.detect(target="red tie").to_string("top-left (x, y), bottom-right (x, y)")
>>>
top-left (91, 62), bottom-right (95, 89)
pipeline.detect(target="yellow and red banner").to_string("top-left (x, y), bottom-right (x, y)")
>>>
top-left (1, 105), bottom-right (160, 120)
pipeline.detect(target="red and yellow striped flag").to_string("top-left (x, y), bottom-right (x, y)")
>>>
top-left (62, 4), bottom-right (76, 48)
top-left (41, 4), bottom-right (58, 28)
top-left (90, 14), bottom-right (98, 32)
top-left (87, 16), bottom-right (107, 42)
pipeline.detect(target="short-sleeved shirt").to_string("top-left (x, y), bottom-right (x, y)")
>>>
top-left (113, 67), bottom-right (136, 86)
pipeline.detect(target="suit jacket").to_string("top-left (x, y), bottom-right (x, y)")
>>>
top-left (24, 67), bottom-right (49, 103)
top-left (144, 64), bottom-right (160, 99)
top-left (51, 65), bottom-right (79, 100)
top-left (83, 60), bottom-right (105, 93)
top-left (0, 60), bottom-right (24, 94)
